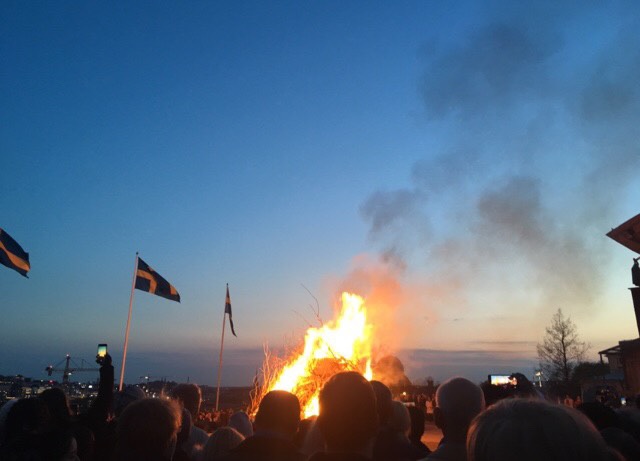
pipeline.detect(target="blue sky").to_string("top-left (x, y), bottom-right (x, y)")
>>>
top-left (2, 1), bottom-right (639, 386)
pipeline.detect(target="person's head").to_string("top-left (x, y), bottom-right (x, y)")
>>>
top-left (388, 401), bottom-right (411, 437)
top-left (254, 390), bottom-right (300, 439)
top-left (4, 398), bottom-right (47, 441)
top-left (229, 411), bottom-right (253, 438)
top-left (39, 388), bottom-right (71, 427)
top-left (370, 380), bottom-right (393, 426)
top-left (600, 427), bottom-right (640, 461)
top-left (5, 398), bottom-right (73, 460)
top-left (317, 371), bottom-right (379, 453)
top-left (114, 385), bottom-right (146, 417)
top-left (170, 383), bottom-right (202, 418)
top-left (115, 398), bottom-right (182, 461)
top-left (434, 377), bottom-right (485, 442)
top-left (407, 406), bottom-right (426, 442)
top-left (577, 402), bottom-right (619, 430)
top-left (301, 417), bottom-right (326, 456)
top-left (467, 398), bottom-right (613, 461)
top-left (201, 427), bottom-right (245, 461)
top-left (0, 399), bottom-right (19, 444)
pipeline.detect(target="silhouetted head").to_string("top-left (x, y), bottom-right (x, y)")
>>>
top-left (4, 398), bottom-right (47, 442)
top-left (370, 380), bottom-right (393, 426)
top-left (467, 398), bottom-right (612, 461)
top-left (201, 426), bottom-right (245, 461)
top-left (294, 417), bottom-right (314, 449)
top-left (114, 385), bottom-right (146, 417)
top-left (229, 410), bottom-right (253, 438)
top-left (577, 402), bottom-right (618, 430)
top-left (254, 390), bottom-right (300, 439)
top-left (389, 401), bottom-right (411, 437)
top-left (170, 383), bottom-right (202, 418)
top-left (5, 398), bottom-right (73, 460)
top-left (300, 418), bottom-right (325, 456)
top-left (115, 398), bottom-right (182, 461)
top-left (317, 371), bottom-right (379, 453)
top-left (0, 399), bottom-right (19, 444)
top-left (39, 388), bottom-right (71, 427)
top-left (407, 406), bottom-right (426, 442)
top-left (435, 377), bottom-right (485, 442)
top-left (601, 426), bottom-right (640, 461)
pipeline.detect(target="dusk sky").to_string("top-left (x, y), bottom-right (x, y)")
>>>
top-left (2, 1), bottom-right (639, 386)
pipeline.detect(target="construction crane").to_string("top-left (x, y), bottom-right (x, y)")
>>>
top-left (45, 354), bottom-right (99, 384)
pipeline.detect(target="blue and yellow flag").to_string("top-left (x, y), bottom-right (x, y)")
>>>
top-left (225, 284), bottom-right (237, 336)
top-left (0, 228), bottom-right (30, 277)
top-left (135, 257), bottom-right (180, 302)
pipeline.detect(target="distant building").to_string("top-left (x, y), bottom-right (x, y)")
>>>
top-left (598, 339), bottom-right (640, 396)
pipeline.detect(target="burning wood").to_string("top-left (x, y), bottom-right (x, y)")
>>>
top-left (251, 292), bottom-right (375, 417)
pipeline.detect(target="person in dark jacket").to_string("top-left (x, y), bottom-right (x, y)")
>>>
top-left (222, 390), bottom-right (304, 461)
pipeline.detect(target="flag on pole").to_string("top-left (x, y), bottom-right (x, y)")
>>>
top-left (225, 284), bottom-right (237, 336)
top-left (0, 228), bottom-right (30, 277)
top-left (607, 213), bottom-right (640, 254)
top-left (135, 257), bottom-right (180, 302)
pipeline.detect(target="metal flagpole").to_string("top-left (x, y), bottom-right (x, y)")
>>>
top-left (119, 252), bottom-right (139, 391)
top-left (215, 287), bottom-right (228, 411)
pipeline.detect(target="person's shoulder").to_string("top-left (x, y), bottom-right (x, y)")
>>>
top-left (191, 424), bottom-right (209, 441)
top-left (424, 443), bottom-right (465, 461)
top-left (222, 437), bottom-right (304, 461)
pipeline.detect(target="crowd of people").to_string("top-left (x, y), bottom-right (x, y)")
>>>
top-left (1, 354), bottom-right (640, 461)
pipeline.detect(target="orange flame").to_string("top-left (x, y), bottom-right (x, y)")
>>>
top-left (267, 292), bottom-right (374, 417)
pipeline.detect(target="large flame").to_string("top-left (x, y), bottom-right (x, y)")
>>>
top-left (266, 292), bottom-right (374, 417)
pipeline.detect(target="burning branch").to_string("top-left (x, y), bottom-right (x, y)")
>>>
top-left (250, 292), bottom-right (375, 418)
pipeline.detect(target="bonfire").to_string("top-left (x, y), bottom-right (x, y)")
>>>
top-left (251, 292), bottom-right (375, 417)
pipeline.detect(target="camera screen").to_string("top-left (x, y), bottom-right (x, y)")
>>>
top-left (489, 374), bottom-right (517, 386)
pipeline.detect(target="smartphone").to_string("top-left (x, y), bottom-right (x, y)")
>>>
top-left (489, 374), bottom-right (517, 387)
top-left (97, 344), bottom-right (108, 363)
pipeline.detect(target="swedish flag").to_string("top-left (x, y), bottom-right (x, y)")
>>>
top-left (135, 257), bottom-right (180, 302)
top-left (225, 284), bottom-right (237, 336)
top-left (0, 228), bottom-right (30, 277)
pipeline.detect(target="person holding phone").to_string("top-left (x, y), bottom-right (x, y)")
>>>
top-left (85, 344), bottom-right (115, 461)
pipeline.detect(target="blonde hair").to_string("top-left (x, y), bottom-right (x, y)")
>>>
top-left (467, 398), bottom-right (612, 461)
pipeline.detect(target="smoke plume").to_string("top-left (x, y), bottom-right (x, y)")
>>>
top-left (359, 3), bottom-right (640, 333)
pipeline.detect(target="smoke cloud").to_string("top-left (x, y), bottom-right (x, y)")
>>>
top-left (359, 3), bottom-right (640, 337)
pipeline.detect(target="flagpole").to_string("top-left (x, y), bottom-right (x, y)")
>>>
top-left (119, 252), bottom-right (139, 391)
top-left (215, 285), bottom-right (228, 411)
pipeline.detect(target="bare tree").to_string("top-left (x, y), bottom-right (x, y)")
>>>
top-left (537, 308), bottom-right (590, 385)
